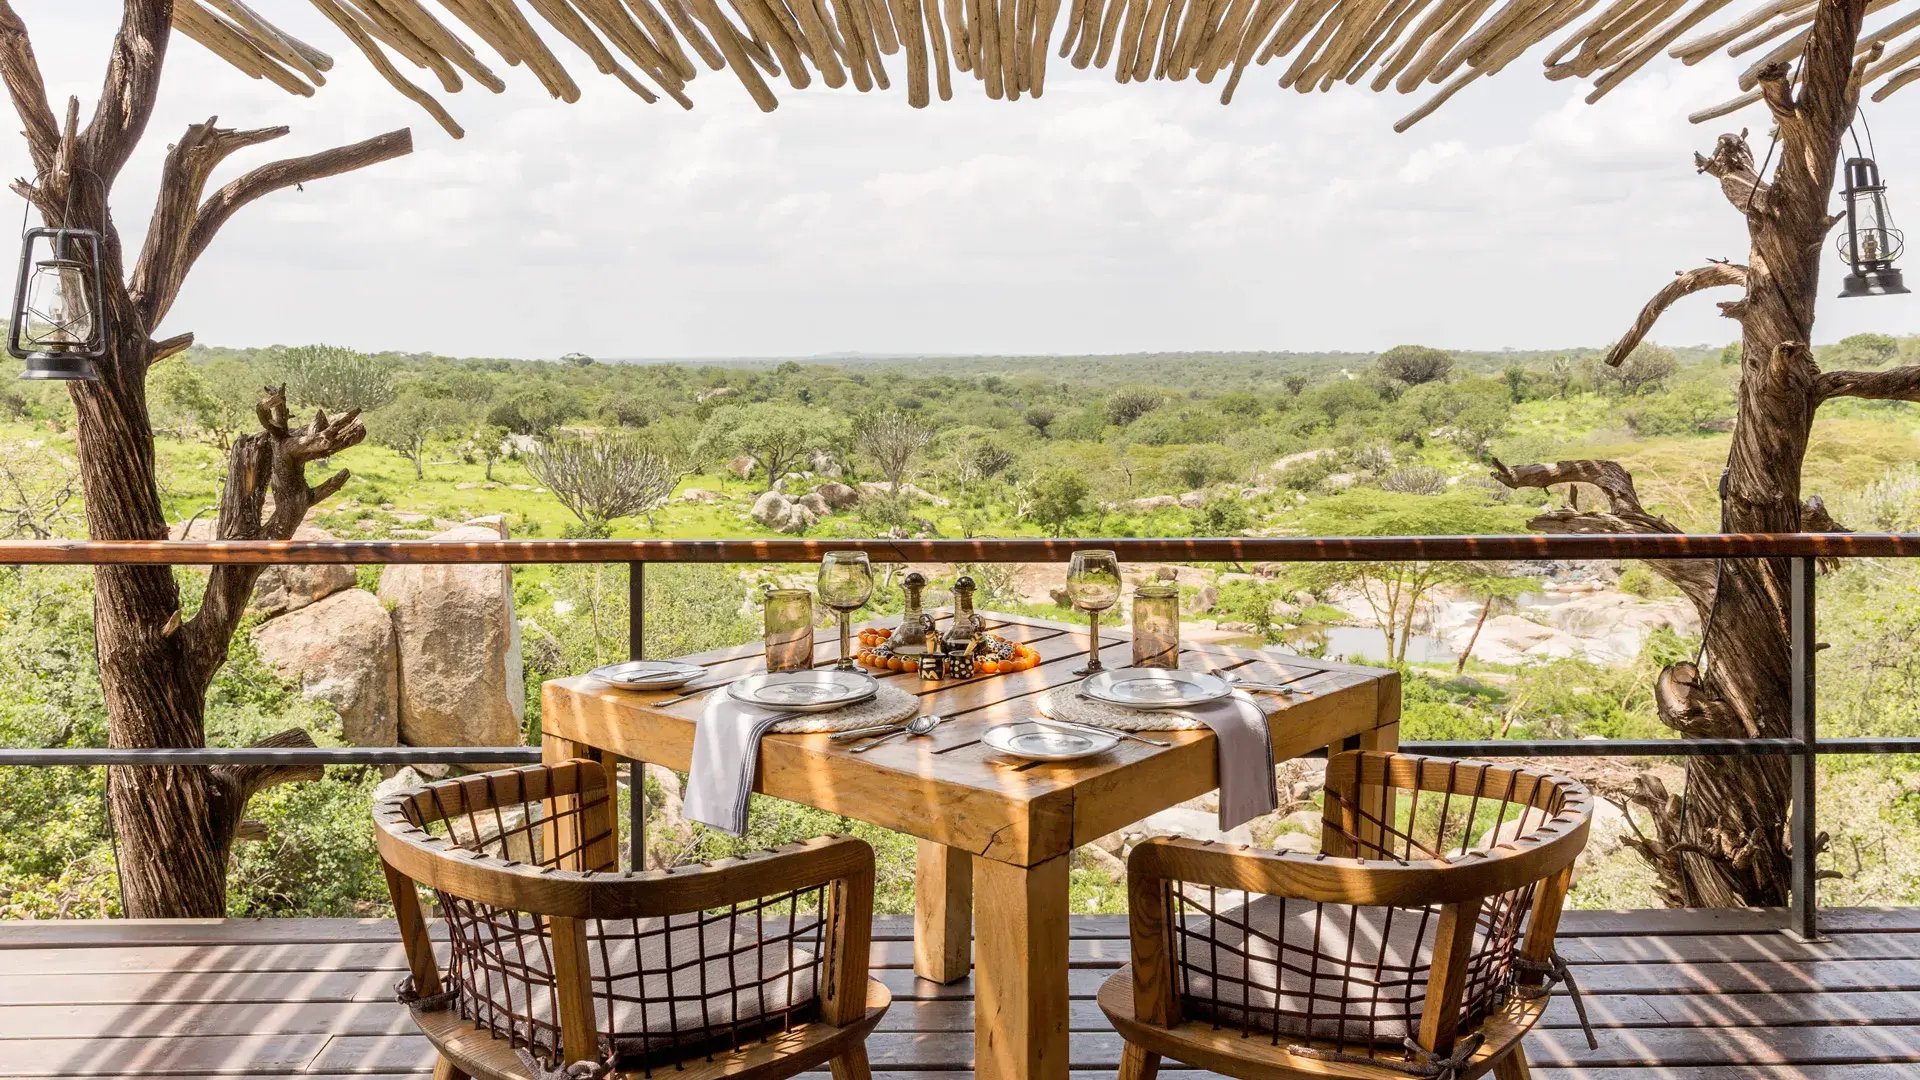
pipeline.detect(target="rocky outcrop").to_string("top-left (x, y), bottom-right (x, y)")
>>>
top-left (857, 481), bottom-right (950, 506)
top-left (1454, 614), bottom-right (1582, 666)
top-left (378, 518), bottom-right (524, 749)
top-left (174, 518), bottom-right (357, 617)
top-left (1545, 591), bottom-right (1700, 639)
top-left (727, 455), bottom-right (756, 480)
top-left (816, 482), bottom-right (859, 509)
top-left (796, 492), bottom-right (830, 517)
top-left (750, 490), bottom-right (818, 533)
top-left (253, 588), bottom-right (398, 747)
top-left (751, 490), bottom-right (792, 528)
top-left (1438, 589), bottom-right (1702, 667)
top-left (251, 525), bottom-right (357, 617)
top-left (679, 487), bottom-right (722, 504)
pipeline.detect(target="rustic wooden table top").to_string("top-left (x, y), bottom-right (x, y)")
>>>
top-left (542, 611), bottom-right (1399, 868)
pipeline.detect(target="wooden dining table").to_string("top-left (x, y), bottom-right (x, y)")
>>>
top-left (541, 611), bottom-right (1400, 1080)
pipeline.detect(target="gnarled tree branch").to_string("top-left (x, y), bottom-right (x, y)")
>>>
top-left (150, 332), bottom-right (195, 363)
top-left (1655, 662), bottom-right (1746, 739)
top-left (209, 728), bottom-right (323, 841)
top-left (130, 117), bottom-right (290, 325)
top-left (1602, 262), bottom-right (1749, 368)
top-left (0, 2), bottom-right (60, 175)
top-left (163, 127), bottom-right (412, 323)
top-left (1695, 129), bottom-right (1770, 214)
top-left (1756, 59), bottom-right (1797, 125)
top-left (1489, 457), bottom-right (1719, 617)
top-left (181, 386), bottom-right (365, 688)
top-left (1816, 363), bottom-right (1920, 402)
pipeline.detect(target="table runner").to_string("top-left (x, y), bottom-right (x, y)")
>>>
top-left (683, 683), bottom-right (918, 834)
top-left (1039, 686), bottom-right (1277, 830)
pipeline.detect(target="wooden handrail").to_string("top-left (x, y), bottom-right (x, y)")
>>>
top-left (0, 533), bottom-right (1918, 564)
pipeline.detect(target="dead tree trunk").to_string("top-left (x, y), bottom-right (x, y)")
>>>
top-left (1491, 0), bottom-right (1920, 907)
top-left (0, 1), bottom-right (411, 916)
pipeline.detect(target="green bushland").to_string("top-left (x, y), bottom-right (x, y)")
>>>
top-left (5, 333), bottom-right (1920, 917)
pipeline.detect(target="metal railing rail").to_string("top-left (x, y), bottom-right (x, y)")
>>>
top-left (2, 532), bottom-right (1912, 940)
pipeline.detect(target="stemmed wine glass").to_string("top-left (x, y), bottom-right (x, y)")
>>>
top-left (1066, 549), bottom-right (1123, 676)
top-left (818, 551), bottom-right (875, 671)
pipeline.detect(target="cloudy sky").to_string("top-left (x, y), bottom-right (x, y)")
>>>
top-left (4, 5), bottom-right (1918, 360)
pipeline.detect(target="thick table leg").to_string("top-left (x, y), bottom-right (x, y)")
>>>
top-left (972, 853), bottom-right (1070, 1080)
top-left (914, 839), bottom-right (973, 983)
top-left (542, 734), bottom-right (618, 873)
top-left (1329, 718), bottom-right (1401, 856)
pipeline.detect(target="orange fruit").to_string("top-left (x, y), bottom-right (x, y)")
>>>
top-left (977, 659), bottom-right (1000, 674)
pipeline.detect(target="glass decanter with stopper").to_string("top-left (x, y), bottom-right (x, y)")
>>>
top-left (943, 575), bottom-right (985, 654)
top-left (893, 571), bottom-right (936, 656)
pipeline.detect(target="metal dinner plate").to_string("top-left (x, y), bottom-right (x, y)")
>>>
top-left (983, 721), bottom-right (1119, 761)
top-left (729, 669), bottom-right (879, 713)
top-left (1080, 667), bottom-right (1233, 710)
top-left (586, 660), bottom-right (707, 689)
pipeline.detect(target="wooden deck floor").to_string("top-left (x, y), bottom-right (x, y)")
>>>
top-left (6, 910), bottom-right (1920, 1079)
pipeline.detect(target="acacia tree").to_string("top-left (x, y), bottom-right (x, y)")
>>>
top-left (0, 3), bottom-right (412, 917)
top-left (706, 402), bottom-right (832, 491)
top-left (1491, 0), bottom-right (1913, 908)
top-left (366, 396), bottom-right (461, 480)
top-left (1291, 491), bottom-right (1524, 665)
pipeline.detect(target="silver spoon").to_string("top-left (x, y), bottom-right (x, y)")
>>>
top-left (851, 713), bottom-right (942, 752)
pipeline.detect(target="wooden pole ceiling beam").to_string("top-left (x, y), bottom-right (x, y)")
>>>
top-left (161, 0), bottom-right (1920, 126)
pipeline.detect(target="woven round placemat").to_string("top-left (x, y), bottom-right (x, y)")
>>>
top-left (1037, 686), bottom-right (1211, 731)
top-left (758, 682), bottom-right (922, 733)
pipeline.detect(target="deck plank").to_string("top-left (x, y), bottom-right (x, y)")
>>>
top-left (3, 913), bottom-right (1920, 1077)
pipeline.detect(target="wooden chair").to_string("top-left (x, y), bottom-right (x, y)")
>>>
top-left (1100, 750), bottom-right (1593, 1080)
top-left (374, 760), bottom-right (889, 1080)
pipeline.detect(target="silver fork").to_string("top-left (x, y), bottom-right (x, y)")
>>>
top-left (658, 678), bottom-right (730, 706)
top-left (1218, 670), bottom-right (1314, 696)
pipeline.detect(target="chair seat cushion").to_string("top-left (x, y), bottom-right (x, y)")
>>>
top-left (1177, 895), bottom-right (1492, 1045)
top-left (457, 914), bottom-right (819, 1065)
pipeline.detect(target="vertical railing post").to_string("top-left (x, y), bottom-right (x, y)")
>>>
top-left (1787, 555), bottom-right (1822, 941)
top-left (628, 561), bottom-right (646, 661)
top-left (627, 560), bottom-right (646, 871)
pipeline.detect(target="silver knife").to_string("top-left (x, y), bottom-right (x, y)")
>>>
top-left (1032, 717), bottom-right (1172, 748)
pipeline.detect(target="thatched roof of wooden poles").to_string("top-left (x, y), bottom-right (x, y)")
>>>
top-left (181, 1), bottom-right (1920, 135)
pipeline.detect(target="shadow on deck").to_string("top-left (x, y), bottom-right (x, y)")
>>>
top-left (5, 909), bottom-right (1920, 1078)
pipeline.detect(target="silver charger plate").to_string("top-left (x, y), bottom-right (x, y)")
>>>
top-left (983, 721), bottom-right (1119, 762)
top-left (1080, 667), bottom-right (1233, 710)
top-left (729, 669), bottom-right (879, 713)
top-left (587, 660), bottom-right (707, 689)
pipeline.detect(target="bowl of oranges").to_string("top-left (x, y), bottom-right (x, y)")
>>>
top-left (855, 626), bottom-right (1041, 675)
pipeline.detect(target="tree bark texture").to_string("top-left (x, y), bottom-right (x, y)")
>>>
top-left (1493, 0), bottom-right (1905, 908)
top-left (0, 1), bottom-right (410, 916)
